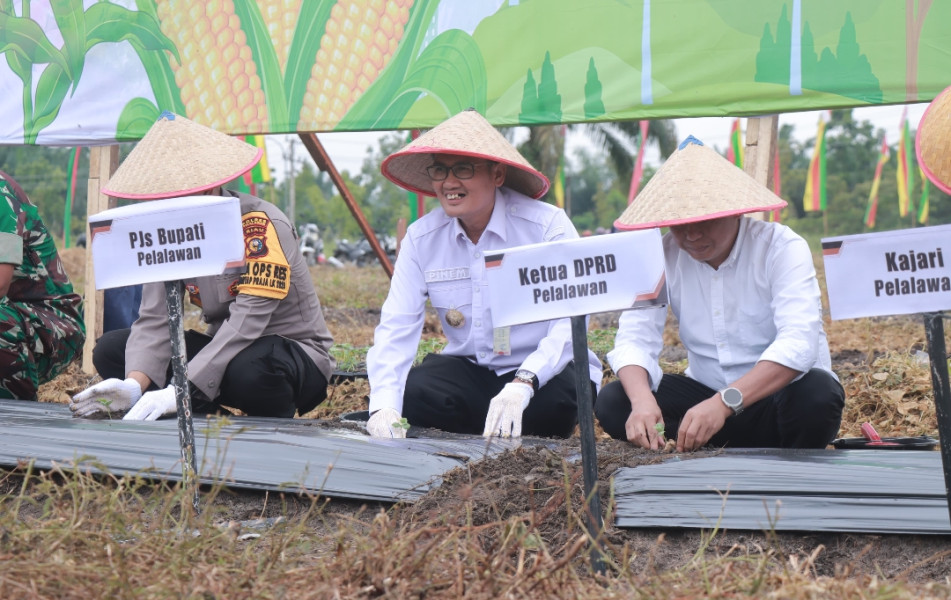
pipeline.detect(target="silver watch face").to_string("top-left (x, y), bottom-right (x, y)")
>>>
top-left (722, 387), bottom-right (743, 408)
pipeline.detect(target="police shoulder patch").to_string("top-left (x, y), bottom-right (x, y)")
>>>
top-left (236, 211), bottom-right (290, 300)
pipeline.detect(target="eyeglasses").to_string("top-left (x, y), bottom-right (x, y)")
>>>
top-left (425, 162), bottom-right (487, 181)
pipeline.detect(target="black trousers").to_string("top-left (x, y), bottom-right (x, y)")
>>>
top-left (93, 328), bottom-right (328, 418)
top-left (403, 353), bottom-right (592, 438)
top-left (595, 369), bottom-right (845, 449)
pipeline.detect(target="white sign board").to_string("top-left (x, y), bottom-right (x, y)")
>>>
top-left (485, 230), bottom-right (667, 327)
top-left (88, 196), bottom-right (245, 290)
top-left (822, 224), bottom-right (951, 320)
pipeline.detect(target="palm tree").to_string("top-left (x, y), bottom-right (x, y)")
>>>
top-left (515, 120), bottom-right (677, 199)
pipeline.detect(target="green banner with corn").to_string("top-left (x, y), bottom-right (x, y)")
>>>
top-left (1, 0), bottom-right (949, 145)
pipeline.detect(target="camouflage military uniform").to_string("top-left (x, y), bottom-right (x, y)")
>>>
top-left (0, 172), bottom-right (85, 399)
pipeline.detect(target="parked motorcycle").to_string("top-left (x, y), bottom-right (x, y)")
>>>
top-left (332, 237), bottom-right (373, 267)
top-left (298, 223), bottom-right (324, 266)
top-left (331, 231), bottom-right (397, 267)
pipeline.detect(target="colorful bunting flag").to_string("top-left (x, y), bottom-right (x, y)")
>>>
top-left (802, 114), bottom-right (827, 212)
top-left (64, 147), bottom-right (82, 247)
top-left (864, 134), bottom-right (889, 229)
top-left (552, 125), bottom-right (567, 209)
top-left (918, 166), bottom-right (930, 224)
top-left (552, 163), bottom-right (565, 209)
top-left (727, 118), bottom-right (744, 168)
top-left (896, 108), bottom-right (914, 218)
top-left (627, 120), bottom-right (650, 205)
top-left (235, 135), bottom-right (271, 194)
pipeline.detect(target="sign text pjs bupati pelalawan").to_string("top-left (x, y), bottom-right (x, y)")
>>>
top-left (128, 222), bottom-right (206, 266)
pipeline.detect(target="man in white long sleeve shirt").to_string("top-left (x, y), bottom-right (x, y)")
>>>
top-left (595, 137), bottom-right (844, 451)
top-left (365, 109), bottom-right (602, 439)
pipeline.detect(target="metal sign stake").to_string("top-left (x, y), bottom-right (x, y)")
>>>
top-left (571, 315), bottom-right (605, 575)
top-left (165, 280), bottom-right (200, 513)
top-left (924, 312), bottom-right (951, 528)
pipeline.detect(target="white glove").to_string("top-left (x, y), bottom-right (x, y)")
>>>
top-left (123, 385), bottom-right (178, 421)
top-left (70, 378), bottom-right (143, 417)
top-left (483, 382), bottom-right (533, 438)
top-left (366, 407), bottom-right (407, 439)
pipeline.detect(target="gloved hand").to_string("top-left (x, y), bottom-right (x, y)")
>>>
top-left (483, 382), bottom-right (533, 438)
top-left (70, 378), bottom-right (143, 417)
top-left (366, 407), bottom-right (407, 439)
top-left (123, 385), bottom-right (177, 421)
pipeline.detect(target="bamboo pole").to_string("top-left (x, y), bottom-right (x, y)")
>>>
top-left (82, 145), bottom-right (118, 373)
top-left (743, 115), bottom-right (779, 220)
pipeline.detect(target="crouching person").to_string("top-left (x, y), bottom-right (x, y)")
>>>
top-left (595, 138), bottom-right (844, 451)
top-left (0, 170), bottom-right (84, 399)
top-left (364, 109), bottom-right (602, 439)
top-left (70, 113), bottom-right (334, 421)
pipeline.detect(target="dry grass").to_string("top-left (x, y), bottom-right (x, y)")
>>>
top-left (10, 248), bottom-right (951, 598)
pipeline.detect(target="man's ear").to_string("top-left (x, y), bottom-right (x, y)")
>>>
top-left (492, 163), bottom-right (507, 187)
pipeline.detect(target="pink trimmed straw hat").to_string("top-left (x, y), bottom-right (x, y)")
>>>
top-left (103, 112), bottom-right (262, 200)
top-left (916, 85), bottom-right (951, 195)
top-left (614, 137), bottom-right (787, 231)
top-left (381, 109), bottom-right (550, 199)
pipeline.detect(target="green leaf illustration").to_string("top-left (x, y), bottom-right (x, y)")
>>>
top-left (233, 0), bottom-right (287, 130)
top-left (28, 62), bottom-right (72, 143)
top-left (131, 0), bottom-right (184, 117)
top-left (0, 12), bottom-right (69, 73)
top-left (283, 0), bottom-right (335, 128)
top-left (117, 97), bottom-right (160, 140)
top-left (49, 0), bottom-right (86, 88)
top-left (85, 3), bottom-right (178, 57)
top-left (333, 0), bottom-right (440, 131)
top-left (363, 29), bottom-right (487, 130)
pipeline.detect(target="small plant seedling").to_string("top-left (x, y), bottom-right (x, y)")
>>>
top-left (654, 422), bottom-right (665, 436)
top-left (392, 417), bottom-right (410, 431)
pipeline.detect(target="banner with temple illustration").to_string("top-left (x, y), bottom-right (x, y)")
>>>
top-left (1, 0), bottom-right (948, 145)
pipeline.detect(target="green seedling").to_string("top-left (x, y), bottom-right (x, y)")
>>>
top-left (654, 422), bottom-right (665, 436)
top-left (392, 417), bottom-right (410, 431)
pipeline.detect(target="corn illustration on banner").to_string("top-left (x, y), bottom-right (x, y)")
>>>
top-left (1, 0), bottom-right (950, 145)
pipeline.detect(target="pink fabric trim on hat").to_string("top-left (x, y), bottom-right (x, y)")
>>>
top-left (613, 204), bottom-right (786, 231)
top-left (381, 147), bottom-right (550, 198)
top-left (103, 149), bottom-right (264, 200)
top-left (916, 97), bottom-right (951, 195)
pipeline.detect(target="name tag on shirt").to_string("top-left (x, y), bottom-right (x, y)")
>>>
top-left (493, 327), bottom-right (511, 355)
top-left (425, 267), bottom-right (470, 282)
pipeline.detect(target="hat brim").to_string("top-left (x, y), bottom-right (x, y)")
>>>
top-left (614, 142), bottom-right (787, 230)
top-left (381, 110), bottom-right (549, 199)
top-left (382, 148), bottom-right (549, 199)
top-left (916, 85), bottom-right (951, 195)
top-left (103, 113), bottom-right (263, 200)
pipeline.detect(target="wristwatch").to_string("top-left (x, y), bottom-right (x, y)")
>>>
top-left (719, 387), bottom-right (744, 415)
top-left (513, 369), bottom-right (539, 392)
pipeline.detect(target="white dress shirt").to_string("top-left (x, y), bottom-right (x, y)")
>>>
top-left (607, 217), bottom-right (834, 392)
top-left (368, 187), bottom-right (603, 414)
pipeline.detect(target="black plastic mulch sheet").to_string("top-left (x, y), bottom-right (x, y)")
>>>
top-left (613, 448), bottom-right (951, 534)
top-left (0, 400), bottom-right (519, 503)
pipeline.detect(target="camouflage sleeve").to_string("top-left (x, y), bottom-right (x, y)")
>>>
top-left (0, 191), bottom-right (22, 265)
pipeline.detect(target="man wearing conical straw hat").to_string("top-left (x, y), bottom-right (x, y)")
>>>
top-left (595, 137), bottom-right (844, 452)
top-left (917, 84), bottom-right (951, 195)
top-left (70, 113), bottom-right (335, 421)
top-left (365, 109), bottom-right (602, 439)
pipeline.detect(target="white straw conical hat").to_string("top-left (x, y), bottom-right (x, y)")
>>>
top-left (614, 137), bottom-right (787, 230)
top-left (381, 109), bottom-right (549, 199)
top-left (103, 112), bottom-right (262, 200)
top-left (916, 85), bottom-right (951, 194)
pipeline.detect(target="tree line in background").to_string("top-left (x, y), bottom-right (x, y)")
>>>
top-left (0, 108), bottom-right (947, 254)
